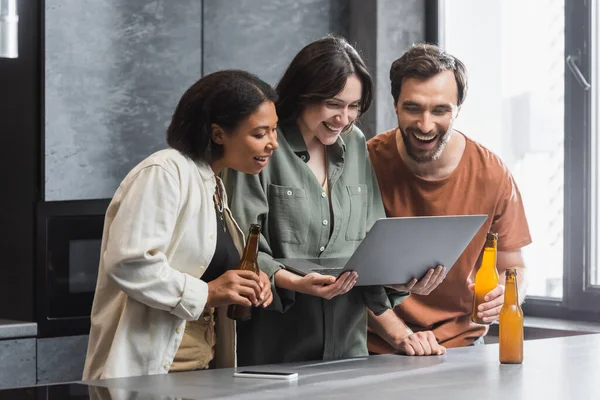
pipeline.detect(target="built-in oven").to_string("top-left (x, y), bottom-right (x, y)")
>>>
top-left (36, 200), bottom-right (109, 337)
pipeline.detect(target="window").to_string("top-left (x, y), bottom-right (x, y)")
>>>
top-left (440, 0), bottom-right (565, 298)
top-left (591, 0), bottom-right (600, 288)
top-left (437, 0), bottom-right (600, 315)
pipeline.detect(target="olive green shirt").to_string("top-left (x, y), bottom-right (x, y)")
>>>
top-left (224, 123), bottom-right (408, 366)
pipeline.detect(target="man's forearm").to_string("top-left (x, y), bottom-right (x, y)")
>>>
top-left (515, 266), bottom-right (527, 304)
top-left (497, 250), bottom-right (527, 304)
top-left (367, 308), bottom-right (412, 349)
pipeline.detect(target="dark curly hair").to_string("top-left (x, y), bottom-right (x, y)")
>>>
top-left (275, 35), bottom-right (373, 128)
top-left (167, 70), bottom-right (277, 162)
top-left (390, 43), bottom-right (468, 107)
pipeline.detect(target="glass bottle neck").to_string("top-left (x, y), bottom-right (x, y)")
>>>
top-left (480, 247), bottom-right (497, 270)
top-left (484, 232), bottom-right (498, 249)
top-left (504, 277), bottom-right (519, 304)
top-left (242, 233), bottom-right (259, 261)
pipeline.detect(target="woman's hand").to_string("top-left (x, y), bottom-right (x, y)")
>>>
top-left (206, 270), bottom-right (263, 308)
top-left (258, 270), bottom-right (273, 308)
top-left (296, 271), bottom-right (358, 300)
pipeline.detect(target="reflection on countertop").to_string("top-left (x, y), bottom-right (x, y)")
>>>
top-left (0, 383), bottom-right (181, 400)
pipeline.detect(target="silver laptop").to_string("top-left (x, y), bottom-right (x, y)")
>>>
top-left (276, 215), bottom-right (487, 286)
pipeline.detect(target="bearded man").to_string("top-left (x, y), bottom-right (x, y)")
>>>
top-left (366, 44), bottom-right (531, 355)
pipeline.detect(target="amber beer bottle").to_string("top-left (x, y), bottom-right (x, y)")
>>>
top-left (471, 232), bottom-right (499, 324)
top-left (499, 268), bottom-right (524, 364)
top-left (227, 224), bottom-right (261, 321)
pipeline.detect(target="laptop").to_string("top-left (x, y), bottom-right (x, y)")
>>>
top-left (276, 215), bottom-right (487, 286)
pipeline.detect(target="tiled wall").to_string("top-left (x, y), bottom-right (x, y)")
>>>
top-left (203, 0), bottom-right (349, 86)
top-left (375, 0), bottom-right (426, 134)
top-left (44, 0), bottom-right (202, 201)
top-left (44, 0), bottom-right (351, 201)
top-left (44, 1), bottom-right (425, 201)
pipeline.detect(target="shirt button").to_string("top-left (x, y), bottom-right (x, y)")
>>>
top-left (358, 187), bottom-right (362, 193)
top-left (176, 326), bottom-right (182, 334)
top-left (287, 190), bottom-right (293, 196)
top-left (204, 315), bottom-right (211, 322)
top-left (321, 192), bottom-right (327, 198)
top-left (319, 246), bottom-right (325, 252)
top-left (164, 362), bottom-right (170, 370)
top-left (300, 155), bottom-right (307, 161)
top-left (323, 220), bottom-right (328, 226)
top-left (209, 234), bottom-right (215, 240)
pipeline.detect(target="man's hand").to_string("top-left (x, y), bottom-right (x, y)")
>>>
top-left (397, 330), bottom-right (447, 356)
top-left (468, 283), bottom-right (505, 323)
top-left (385, 265), bottom-right (445, 295)
top-left (296, 271), bottom-right (358, 300)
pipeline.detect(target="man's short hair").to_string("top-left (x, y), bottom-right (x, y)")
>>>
top-left (390, 43), bottom-right (468, 106)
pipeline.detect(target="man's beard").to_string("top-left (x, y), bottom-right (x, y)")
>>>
top-left (400, 126), bottom-right (452, 164)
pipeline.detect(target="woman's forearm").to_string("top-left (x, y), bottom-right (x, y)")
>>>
top-left (273, 269), bottom-right (304, 292)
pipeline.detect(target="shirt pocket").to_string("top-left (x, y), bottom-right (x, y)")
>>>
top-left (268, 184), bottom-right (309, 245)
top-left (345, 184), bottom-right (368, 241)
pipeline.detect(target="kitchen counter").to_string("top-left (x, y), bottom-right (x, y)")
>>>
top-left (0, 319), bottom-right (37, 339)
top-left (76, 333), bottom-right (600, 400)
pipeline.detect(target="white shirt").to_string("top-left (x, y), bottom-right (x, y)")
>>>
top-left (82, 149), bottom-right (243, 380)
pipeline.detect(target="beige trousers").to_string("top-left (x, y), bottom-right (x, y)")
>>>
top-left (169, 307), bottom-right (216, 372)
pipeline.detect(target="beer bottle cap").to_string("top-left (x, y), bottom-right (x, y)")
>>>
top-left (505, 268), bottom-right (517, 278)
top-left (249, 223), bottom-right (261, 233)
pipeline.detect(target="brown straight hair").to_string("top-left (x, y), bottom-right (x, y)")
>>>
top-left (276, 35), bottom-right (373, 129)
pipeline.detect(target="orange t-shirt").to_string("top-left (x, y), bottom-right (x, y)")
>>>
top-left (367, 129), bottom-right (532, 350)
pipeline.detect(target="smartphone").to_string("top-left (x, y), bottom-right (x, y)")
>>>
top-left (233, 370), bottom-right (298, 380)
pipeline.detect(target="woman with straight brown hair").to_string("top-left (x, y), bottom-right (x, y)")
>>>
top-left (224, 36), bottom-right (445, 366)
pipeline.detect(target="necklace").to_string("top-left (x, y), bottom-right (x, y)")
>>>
top-left (213, 186), bottom-right (227, 233)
